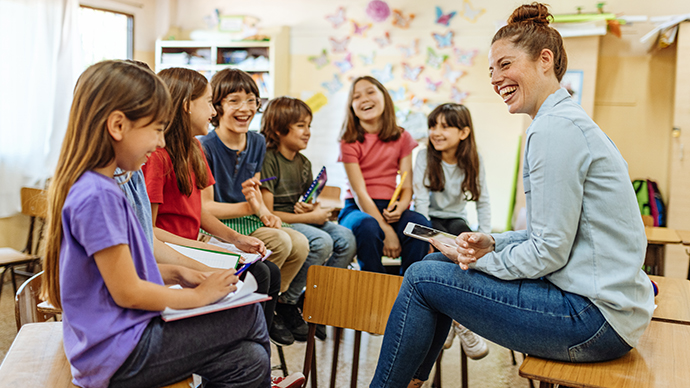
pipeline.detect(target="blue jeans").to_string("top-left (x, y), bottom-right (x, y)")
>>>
top-left (370, 254), bottom-right (632, 387)
top-left (338, 199), bottom-right (430, 274)
top-left (281, 221), bottom-right (356, 304)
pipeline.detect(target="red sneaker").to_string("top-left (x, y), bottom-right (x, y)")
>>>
top-left (271, 372), bottom-right (306, 388)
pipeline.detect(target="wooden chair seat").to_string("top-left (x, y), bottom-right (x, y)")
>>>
top-left (648, 275), bottom-right (690, 325)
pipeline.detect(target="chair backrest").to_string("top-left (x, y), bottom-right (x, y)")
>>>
top-left (15, 271), bottom-right (51, 330)
top-left (303, 266), bottom-right (404, 335)
top-left (319, 186), bottom-right (343, 208)
top-left (20, 187), bottom-right (47, 219)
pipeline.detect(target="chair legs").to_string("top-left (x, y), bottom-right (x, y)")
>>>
top-left (272, 345), bottom-right (289, 377)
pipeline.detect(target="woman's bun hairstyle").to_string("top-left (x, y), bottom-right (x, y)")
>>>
top-left (492, 2), bottom-right (567, 82)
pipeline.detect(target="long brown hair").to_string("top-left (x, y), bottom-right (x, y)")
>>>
top-left (340, 76), bottom-right (401, 143)
top-left (492, 2), bottom-right (567, 82)
top-left (157, 68), bottom-right (210, 196)
top-left (261, 96), bottom-right (312, 150)
top-left (43, 60), bottom-right (171, 309)
top-left (425, 103), bottom-right (481, 201)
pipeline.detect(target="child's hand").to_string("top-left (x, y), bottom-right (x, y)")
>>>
top-left (241, 178), bottom-right (263, 214)
top-left (259, 213), bottom-right (282, 228)
top-left (382, 225), bottom-right (401, 258)
top-left (195, 269), bottom-right (238, 304)
top-left (294, 201), bottom-right (315, 214)
top-left (233, 235), bottom-right (267, 256)
top-left (383, 203), bottom-right (404, 223)
top-left (310, 203), bottom-right (333, 226)
top-left (175, 267), bottom-right (213, 288)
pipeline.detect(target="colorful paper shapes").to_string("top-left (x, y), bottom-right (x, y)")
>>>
top-left (372, 63), bottom-right (394, 84)
top-left (410, 95), bottom-right (427, 110)
top-left (451, 86), bottom-right (469, 103)
top-left (366, 0), bottom-right (391, 23)
top-left (322, 74), bottom-right (344, 94)
top-left (435, 6), bottom-right (457, 26)
top-left (388, 86), bottom-right (406, 102)
top-left (426, 47), bottom-right (448, 69)
top-left (334, 52), bottom-right (353, 73)
top-left (432, 30), bottom-right (454, 49)
top-left (402, 63), bottom-right (424, 81)
top-left (329, 36), bottom-right (350, 53)
top-left (326, 7), bottom-right (347, 28)
top-left (443, 63), bottom-right (464, 83)
top-left (460, 0), bottom-right (485, 23)
top-left (308, 49), bottom-right (330, 69)
top-left (351, 20), bottom-right (372, 36)
top-left (391, 9), bottom-right (415, 29)
top-left (425, 77), bottom-right (442, 92)
top-left (359, 51), bottom-right (376, 66)
top-left (398, 39), bottom-right (419, 58)
top-left (305, 92), bottom-right (329, 113)
top-left (454, 48), bottom-right (478, 66)
top-left (374, 31), bottom-right (392, 48)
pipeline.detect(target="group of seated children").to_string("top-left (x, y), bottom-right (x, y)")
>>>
top-left (44, 59), bottom-right (492, 387)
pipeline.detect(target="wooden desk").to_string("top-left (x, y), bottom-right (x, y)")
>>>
top-left (675, 229), bottom-right (690, 245)
top-left (519, 320), bottom-right (690, 388)
top-left (645, 227), bottom-right (681, 275)
top-left (648, 275), bottom-right (690, 325)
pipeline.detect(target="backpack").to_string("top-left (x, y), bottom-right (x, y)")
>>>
top-left (632, 179), bottom-right (666, 227)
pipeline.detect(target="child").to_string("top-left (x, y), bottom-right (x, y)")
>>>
top-left (200, 69), bottom-right (310, 343)
top-left (338, 75), bottom-right (431, 274)
top-left (140, 67), bottom-right (285, 348)
top-left (413, 102), bottom-right (491, 360)
top-left (42, 60), bottom-right (269, 388)
top-left (260, 96), bottom-right (357, 340)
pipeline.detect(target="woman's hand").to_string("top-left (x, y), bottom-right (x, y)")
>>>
top-left (383, 203), bottom-right (404, 223)
top-left (431, 232), bottom-right (494, 270)
top-left (194, 269), bottom-right (238, 304)
top-left (232, 235), bottom-right (267, 256)
top-left (382, 225), bottom-right (402, 258)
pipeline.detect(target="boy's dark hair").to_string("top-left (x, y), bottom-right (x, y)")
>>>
top-left (210, 68), bottom-right (261, 128)
top-left (261, 97), bottom-right (312, 150)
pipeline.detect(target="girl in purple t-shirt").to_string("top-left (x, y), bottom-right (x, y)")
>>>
top-left (338, 75), bottom-right (431, 274)
top-left (42, 60), bottom-right (270, 388)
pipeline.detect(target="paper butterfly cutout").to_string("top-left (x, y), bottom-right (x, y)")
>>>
top-left (334, 52), bottom-right (353, 74)
top-left (308, 49), bottom-right (330, 69)
top-left (398, 39), bottom-right (419, 58)
top-left (426, 47), bottom-right (448, 69)
top-left (454, 48), bottom-right (478, 66)
top-left (425, 77), bottom-right (442, 92)
top-left (322, 74), bottom-right (343, 94)
top-left (329, 36), bottom-right (350, 53)
top-left (351, 20), bottom-right (372, 36)
top-left (410, 95), bottom-right (427, 110)
top-left (402, 63), bottom-right (424, 81)
top-left (359, 51), bottom-right (376, 66)
top-left (443, 63), bottom-right (464, 83)
top-left (435, 6), bottom-right (457, 26)
top-left (326, 7), bottom-right (347, 28)
top-left (374, 31), bottom-right (392, 48)
top-left (391, 9), bottom-right (415, 29)
top-left (372, 63), bottom-right (394, 84)
top-left (388, 86), bottom-right (406, 102)
top-left (432, 30), bottom-right (454, 49)
top-left (451, 86), bottom-right (469, 103)
top-left (461, 0), bottom-right (485, 23)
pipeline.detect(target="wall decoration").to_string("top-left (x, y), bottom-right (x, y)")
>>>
top-left (326, 7), bottom-right (347, 28)
top-left (426, 47), bottom-right (448, 69)
top-left (372, 63), bottom-right (394, 83)
top-left (359, 52), bottom-right (376, 66)
top-left (451, 86), bottom-right (469, 103)
top-left (304, 92), bottom-right (329, 114)
top-left (560, 70), bottom-right (583, 105)
top-left (425, 77), bottom-right (442, 92)
top-left (402, 63), bottom-right (424, 81)
top-left (443, 63), bottom-right (464, 83)
top-left (322, 74), bottom-right (344, 94)
top-left (454, 48), bottom-right (478, 66)
top-left (460, 0), bottom-right (485, 23)
top-left (366, 0), bottom-right (391, 23)
top-left (351, 20), bottom-right (372, 36)
top-left (329, 36), bottom-right (351, 53)
top-left (334, 52), bottom-right (353, 73)
top-left (389, 86), bottom-right (407, 102)
top-left (391, 9), bottom-right (415, 29)
top-left (435, 6), bottom-right (457, 26)
top-left (308, 49), bottom-right (330, 69)
top-left (410, 95), bottom-right (427, 110)
top-left (398, 39), bottom-right (419, 58)
top-left (374, 31), bottom-right (392, 48)
top-left (432, 30), bottom-right (454, 49)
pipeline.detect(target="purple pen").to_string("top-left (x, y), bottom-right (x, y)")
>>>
top-left (260, 176), bottom-right (277, 183)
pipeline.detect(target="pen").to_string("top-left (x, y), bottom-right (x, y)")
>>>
top-left (235, 262), bottom-right (252, 276)
top-left (260, 176), bottom-right (277, 183)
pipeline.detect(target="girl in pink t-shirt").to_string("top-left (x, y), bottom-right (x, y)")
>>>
top-left (338, 76), bottom-right (431, 274)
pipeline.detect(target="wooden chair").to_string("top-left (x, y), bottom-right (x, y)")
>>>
top-left (14, 271), bottom-right (56, 330)
top-left (0, 187), bottom-right (47, 299)
top-left (301, 266), bottom-right (404, 388)
top-left (318, 186), bottom-right (343, 221)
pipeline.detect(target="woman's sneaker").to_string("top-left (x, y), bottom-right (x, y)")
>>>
top-left (271, 372), bottom-right (306, 388)
top-left (454, 322), bottom-right (489, 360)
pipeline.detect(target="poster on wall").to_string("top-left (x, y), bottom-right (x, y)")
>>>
top-left (561, 70), bottom-right (583, 105)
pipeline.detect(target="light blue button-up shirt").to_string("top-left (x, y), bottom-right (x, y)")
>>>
top-left (472, 88), bottom-right (654, 347)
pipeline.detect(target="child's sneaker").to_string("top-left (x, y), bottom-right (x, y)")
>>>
top-left (443, 325), bottom-right (456, 349)
top-left (454, 322), bottom-right (489, 360)
top-left (271, 372), bottom-right (306, 388)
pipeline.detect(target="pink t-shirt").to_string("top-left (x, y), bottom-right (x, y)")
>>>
top-left (338, 130), bottom-right (417, 200)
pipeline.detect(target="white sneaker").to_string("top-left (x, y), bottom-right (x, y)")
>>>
top-left (454, 322), bottom-right (489, 360)
top-left (443, 325), bottom-right (456, 349)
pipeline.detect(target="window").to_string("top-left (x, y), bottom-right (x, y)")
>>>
top-left (79, 6), bottom-right (133, 68)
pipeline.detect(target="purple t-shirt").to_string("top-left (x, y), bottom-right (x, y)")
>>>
top-left (60, 171), bottom-right (163, 388)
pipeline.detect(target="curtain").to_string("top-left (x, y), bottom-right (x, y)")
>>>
top-left (0, 0), bottom-right (81, 217)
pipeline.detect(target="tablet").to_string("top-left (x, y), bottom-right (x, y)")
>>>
top-left (403, 222), bottom-right (458, 248)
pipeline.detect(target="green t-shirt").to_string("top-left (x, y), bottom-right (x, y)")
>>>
top-left (262, 149), bottom-right (313, 213)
